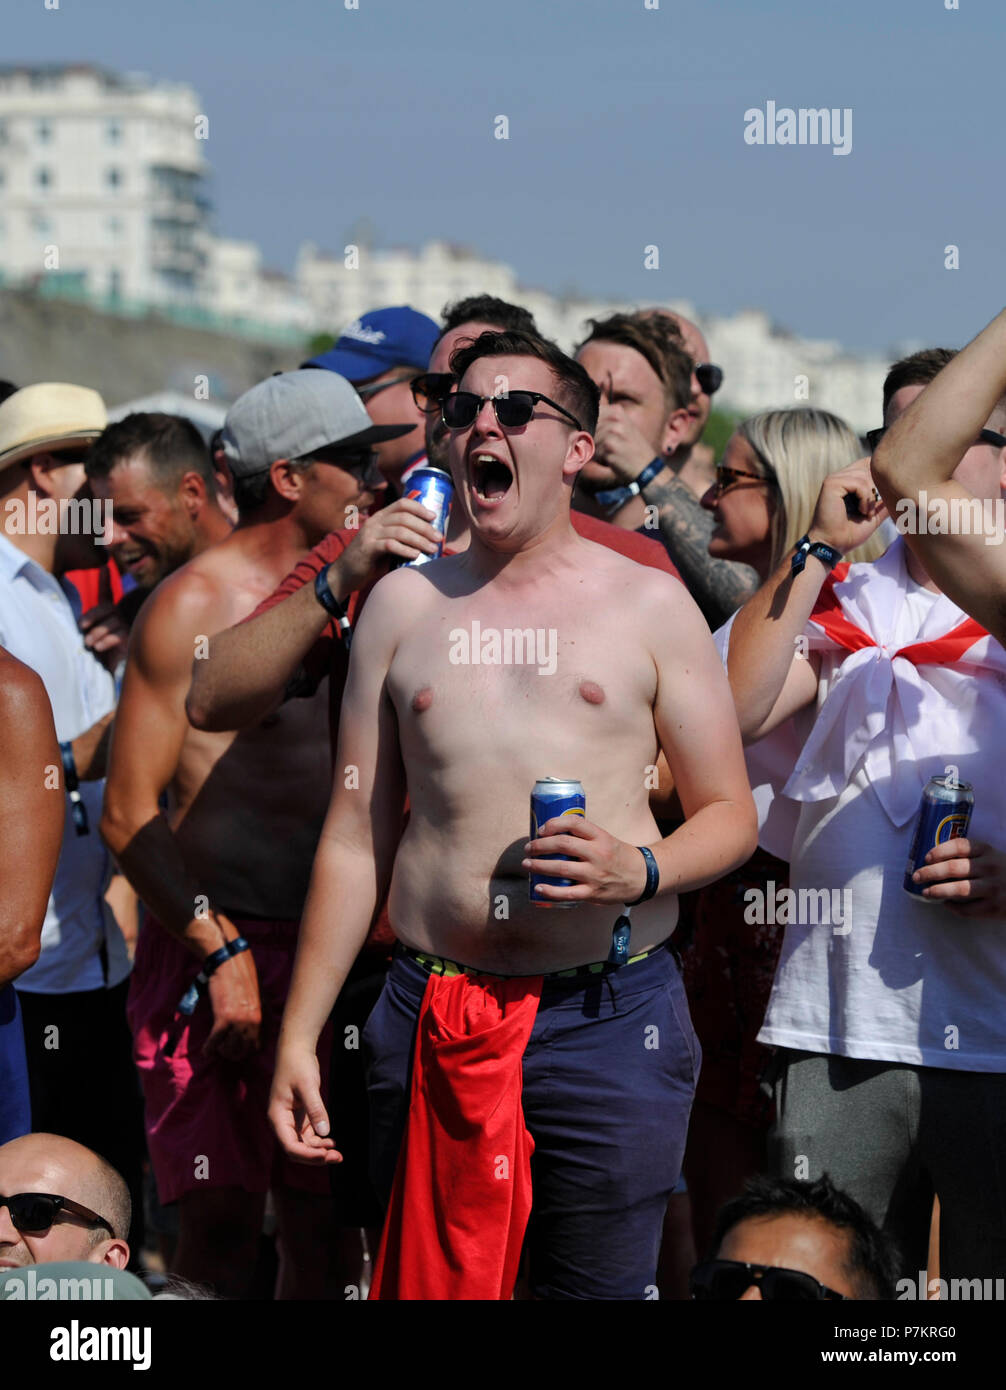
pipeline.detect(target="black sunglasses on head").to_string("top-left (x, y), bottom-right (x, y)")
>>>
top-left (690, 1258), bottom-right (847, 1302)
top-left (867, 425), bottom-right (1006, 452)
top-left (410, 372), bottom-right (454, 413)
top-left (696, 363), bottom-right (724, 395)
top-left (0, 1191), bottom-right (114, 1237)
top-left (442, 390), bottom-right (583, 432)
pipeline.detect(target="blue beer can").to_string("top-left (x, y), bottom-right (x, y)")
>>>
top-left (530, 777), bottom-right (586, 909)
top-left (903, 774), bottom-right (974, 900)
top-left (400, 465), bottom-right (453, 567)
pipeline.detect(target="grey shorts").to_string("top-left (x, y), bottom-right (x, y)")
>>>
top-left (767, 1048), bottom-right (1006, 1283)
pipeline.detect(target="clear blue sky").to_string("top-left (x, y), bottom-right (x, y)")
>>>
top-left (6, 0), bottom-right (1003, 354)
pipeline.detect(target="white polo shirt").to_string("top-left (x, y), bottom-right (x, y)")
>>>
top-left (0, 533), bottom-right (129, 994)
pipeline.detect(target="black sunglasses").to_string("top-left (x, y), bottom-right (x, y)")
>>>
top-left (696, 363), bottom-right (723, 395)
top-left (0, 1192), bottom-right (114, 1237)
top-left (442, 390), bottom-right (583, 432)
top-left (411, 372), bottom-right (454, 414)
top-left (308, 448), bottom-right (383, 483)
top-left (690, 1258), bottom-right (847, 1302)
top-left (354, 373), bottom-right (417, 401)
top-left (867, 425), bottom-right (1006, 452)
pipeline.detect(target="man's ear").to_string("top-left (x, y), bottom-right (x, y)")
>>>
top-left (661, 407), bottom-right (692, 457)
top-left (26, 452), bottom-right (59, 498)
top-left (178, 470), bottom-right (211, 517)
top-left (562, 430), bottom-right (595, 482)
top-left (93, 1238), bottom-right (130, 1270)
top-left (268, 457), bottom-right (305, 503)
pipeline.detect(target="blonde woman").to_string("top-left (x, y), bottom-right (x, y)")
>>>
top-left (678, 407), bottom-right (886, 1256)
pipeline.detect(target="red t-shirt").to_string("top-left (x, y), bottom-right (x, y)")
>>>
top-left (248, 516), bottom-right (681, 950)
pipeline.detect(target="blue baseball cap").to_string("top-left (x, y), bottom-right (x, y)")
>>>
top-left (303, 306), bottom-right (440, 381)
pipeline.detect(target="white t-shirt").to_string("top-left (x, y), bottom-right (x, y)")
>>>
top-left (0, 535), bottom-right (129, 994)
top-left (759, 569), bottom-right (1006, 1070)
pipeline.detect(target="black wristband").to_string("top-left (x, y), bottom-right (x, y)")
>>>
top-left (791, 534), bottom-right (843, 578)
top-left (625, 846), bottom-right (659, 906)
top-left (594, 458), bottom-right (666, 509)
top-left (58, 740), bottom-right (89, 837)
top-left (314, 564), bottom-right (353, 651)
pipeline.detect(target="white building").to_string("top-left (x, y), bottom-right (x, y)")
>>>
top-left (202, 236), bottom-right (311, 333)
top-left (0, 63), bottom-right (210, 306)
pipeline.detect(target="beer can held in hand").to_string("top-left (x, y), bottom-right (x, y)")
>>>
top-left (903, 774), bottom-right (974, 901)
top-left (530, 778), bottom-right (586, 909)
top-left (398, 465), bottom-right (453, 568)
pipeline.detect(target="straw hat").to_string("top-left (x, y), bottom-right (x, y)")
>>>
top-left (0, 383), bottom-right (107, 470)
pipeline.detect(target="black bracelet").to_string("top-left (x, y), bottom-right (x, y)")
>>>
top-left (791, 534), bottom-right (843, 578)
top-left (58, 740), bottom-right (89, 837)
top-left (314, 564), bottom-right (353, 651)
top-left (625, 846), bottom-right (660, 906)
top-left (176, 936), bottom-right (251, 1017)
top-left (594, 457), bottom-right (666, 509)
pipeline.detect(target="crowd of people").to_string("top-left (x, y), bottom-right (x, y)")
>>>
top-left (2, 289), bottom-right (1005, 1302)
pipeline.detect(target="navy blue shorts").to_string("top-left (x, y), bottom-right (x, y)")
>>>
top-left (362, 942), bottom-right (700, 1300)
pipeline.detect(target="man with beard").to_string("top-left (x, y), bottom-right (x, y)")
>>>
top-left (575, 312), bottom-right (757, 628)
top-left (86, 414), bottom-right (233, 597)
top-left (100, 371), bottom-right (412, 1298)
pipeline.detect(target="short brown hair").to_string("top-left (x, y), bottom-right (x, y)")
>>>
top-left (575, 311), bottom-right (692, 412)
top-left (86, 412), bottom-right (215, 492)
top-left (449, 329), bottom-right (600, 435)
top-left (882, 348), bottom-right (956, 414)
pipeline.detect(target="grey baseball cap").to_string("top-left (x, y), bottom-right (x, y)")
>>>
top-left (220, 369), bottom-right (413, 478)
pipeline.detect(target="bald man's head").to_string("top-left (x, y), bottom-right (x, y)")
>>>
top-left (644, 309), bottom-right (715, 449)
top-left (0, 1134), bottom-right (131, 1270)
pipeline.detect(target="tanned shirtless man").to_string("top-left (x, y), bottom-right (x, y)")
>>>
top-left (100, 370), bottom-right (412, 1298)
top-left (270, 331), bottom-right (756, 1300)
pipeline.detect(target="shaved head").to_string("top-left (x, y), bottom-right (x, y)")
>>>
top-left (643, 308), bottom-right (713, 449)
top-left (0, 1134), bottom-right (131, 1269)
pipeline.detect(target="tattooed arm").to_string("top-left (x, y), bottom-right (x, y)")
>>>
top-left (640, 466), bottom-right (759, 627)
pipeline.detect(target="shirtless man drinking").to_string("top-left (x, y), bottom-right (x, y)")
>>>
top-left (270, 331), bottom-right (757, 1300)
top-left (100, 370), bottom-right (412, 1298)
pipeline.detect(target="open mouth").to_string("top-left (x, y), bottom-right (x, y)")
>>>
top-left (470, 453), bottom-right (514, 502)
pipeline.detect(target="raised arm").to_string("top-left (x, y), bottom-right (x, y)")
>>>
top-left (186, 500), bottom-right (443, 732)
top-left (872, 307), bottom-right (1006, 638)
top-left (269, 576), bottom-right (408, 1163)
top-left (0, 653), bottom-right (64, 987)
top-left (726, 461), bottom-right (884, 740)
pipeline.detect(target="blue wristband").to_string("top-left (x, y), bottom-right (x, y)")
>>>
top-left (791, 534), bottom-right (842, 578)
top-left (176, 939), bottom-right (247, 1017)
top-left (594, 457), bottom-right (666, 510)
top-left (58, 741), bottom-right (89, 837)
top-left (315, 564), bottom-right (353, 651)
top-left (625, 846), bottom-right (659, 906)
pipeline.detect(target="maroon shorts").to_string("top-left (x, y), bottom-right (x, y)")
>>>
top-left (127, 914), bottom-right (331, 1205)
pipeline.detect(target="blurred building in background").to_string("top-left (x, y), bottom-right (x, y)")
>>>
top-left (0, 62), bottom-right (888, 429)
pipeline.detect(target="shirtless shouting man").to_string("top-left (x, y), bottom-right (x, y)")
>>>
top-left (270, 331), bottom-right (756, 1300)
top-left (100, 370), bottom-right (412, 1298)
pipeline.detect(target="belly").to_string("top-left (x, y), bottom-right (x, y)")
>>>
top-left (389, 826), bottom-right (677, 974)
top-left (169, 704), bottom-right (332, 919)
